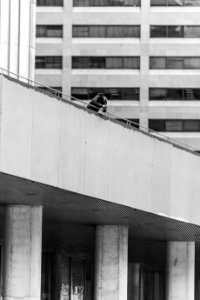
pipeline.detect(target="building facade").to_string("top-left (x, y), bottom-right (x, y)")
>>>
top-left (35, 0), bottom-right (200, 150)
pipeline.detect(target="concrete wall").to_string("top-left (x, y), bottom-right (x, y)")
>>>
top-left (1, 75), bottom-right (200, 226)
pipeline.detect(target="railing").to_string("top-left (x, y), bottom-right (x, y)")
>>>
top-left (0, 67), bottom-right (199, 153)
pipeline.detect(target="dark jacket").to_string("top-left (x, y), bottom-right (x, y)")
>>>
top-left (87, 94), bottom-right (107, 112)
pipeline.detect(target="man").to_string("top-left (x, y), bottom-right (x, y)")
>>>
top-left (87, 92), bottom-right (108, 113)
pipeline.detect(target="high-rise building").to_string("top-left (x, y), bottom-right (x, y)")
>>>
top-left (0, 0), bottom-right (36, 80)
top-left (35, 0), bottom-right (200, 150)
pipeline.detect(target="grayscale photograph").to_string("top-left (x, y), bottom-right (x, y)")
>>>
top-left (0, 0), bottom-right (200, 299)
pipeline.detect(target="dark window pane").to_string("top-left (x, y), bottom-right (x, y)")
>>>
top-left (167, 89), bottom-right (183, 100)
top-left (90, 57), bottom-right (105, 68)
top-left (123, 88), bottom-right (139, 100)
top-left (36, 25), bottom-right (46, 37)
top-left (71, 87), bottom-right (139, 100)
top-left (36, 25), bottom-right (63, 38)
top-left (73, 0), bottom-right (140, 5)
top-left (35, 56), bottom-right (62, 68)
top-left (150, 26), bottom-right (167, 38)
top-left (73, 26), bottom-right (89, 37)
top-left (123, 57), bottom-right (140, 69)
top-left (166, 120), bottom-right (182, 131)
top-left (150, 57), bottom-right (166, 69)
top-left (183, 120), bottom-right (200, 131)
top-left (128, 119), bottom-right (139, 128)
top-left (166, 57), bottom-right (184, 69)
top-left (88, 88), bottom-right (104, 99)
top-left (46, 56), bottom-right (62, 68)
top-left (168, 26), bottom-right (184, 37)
top-left (47, 25), bottom-right (63, 37)
top-left (72, 57), bottom-right (90, 68)
top-left (151, 0), bottom-right (167, 5)
top-left (74, 0), bottom-right (89, 5)
top-left (107, 26), bottom-right (140, 38)
top-left (189, 89), bottom-right (200, 100)
top-left (73, 25), bottom-right (140, 38)
top-left (72, 57), bottom-right (139, 69)
top-left (71, 88), bottom-right (90, 100)
top-left (35, 57), bottom-right (45, 68)
top-left (104, 88), bottom-right (122, 99)
top-left (149, 120), bottom-right (166, 131)
top-left (90, 26), bottom-right (106, 37)
top-left (149, 88), bottom-right (167, 100)
top-left (37, 0), bottom-right (63, 6)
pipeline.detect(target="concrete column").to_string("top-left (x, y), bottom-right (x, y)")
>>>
top-left (166, 241), bottom-right (195, 300)
top-left (128, 263), bottom-right (141, 300)
top-left (94, 225), bottom-right (128, 300)
top-left (55, 251), bottom-right (70, 300)
top-left (3, 205), bottom-right (43, 300)
top-left (140, 0), bottom-right (150, 131)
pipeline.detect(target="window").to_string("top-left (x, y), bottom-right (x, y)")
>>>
top-left (72, 26), bottom-right (140, 38)
top-left (71, 87), bottom-right (139, 100)
top-left (38, 87), bottom-right (62, 97)
top-left (150, 57), bottom-right (200, 69)
top-left (37, 0), bottom-right (63, 6)
top-left (150, 25), bottom-right (200, 38)
top-left (150, 88), bottom-right (200, 100)
top-left (35, 56), bottom-right (62, 69)
top-left (150, 26), bottom-right (167, 38)
top-left (150, 57), bottom-right (166, 69)
top-left (151, 0), bottom-right (200, 6)
top-left (73, 0), bottom-right (140, 6)
top-left (168, 26), bottom-right (183, 37)
top-left (166, 57), bottom-right (184, 69)
top-left (149, 120), bottom-right (200, 132)
top-left (72, 57), bottom-right (140, 69)
top-left (36, 25), bottom-right (63, 38)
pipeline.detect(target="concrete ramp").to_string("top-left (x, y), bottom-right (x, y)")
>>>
top-left (0, 75), bottom-right (200, 226)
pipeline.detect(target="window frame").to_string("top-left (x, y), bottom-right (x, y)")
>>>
top-left (37, 0), bottom-right (63, 6)
top-left (72, 56), bottom-right (140, 69)
top-left (35, 56), bottom-right (63, 69)
top-left (72, 25), bottom-right (140, 38)
top-left (73, 0), bottom-right (141, 6)
top-left (71, 87), bottom-right (140, 100)
top-left (36, 25), bottom-right (63, 38)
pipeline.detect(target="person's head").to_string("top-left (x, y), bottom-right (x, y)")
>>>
top-left (97, 92), bottom-right (104, 102)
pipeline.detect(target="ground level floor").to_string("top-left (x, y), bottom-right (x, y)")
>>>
top-left (0, 205), bottom-right (200, 300)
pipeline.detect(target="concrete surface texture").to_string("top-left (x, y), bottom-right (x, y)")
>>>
top-left (3, 205), bottom-right (42, 300)
top-left (1, 75), bottom-right (200, 227)
top-left (166, 242), bottom-right (195, 300)
top-left (94, 225), bottom-right (128, 300)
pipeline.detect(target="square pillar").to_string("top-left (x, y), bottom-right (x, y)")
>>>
top-left (94, 225), bottom-right (128, 300)
top-left (166, 241), bottom-right (195, 300)
top-left (128, 263), bottom-right (141, 300)
top-left (3, 205), bottom-right (43, 300)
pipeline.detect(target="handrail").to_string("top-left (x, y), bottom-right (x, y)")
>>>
top-left (0, 67), bottom-right (199, 153)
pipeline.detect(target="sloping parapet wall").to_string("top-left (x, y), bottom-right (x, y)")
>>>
top-left (0, 75), bottom-right (200, 226)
